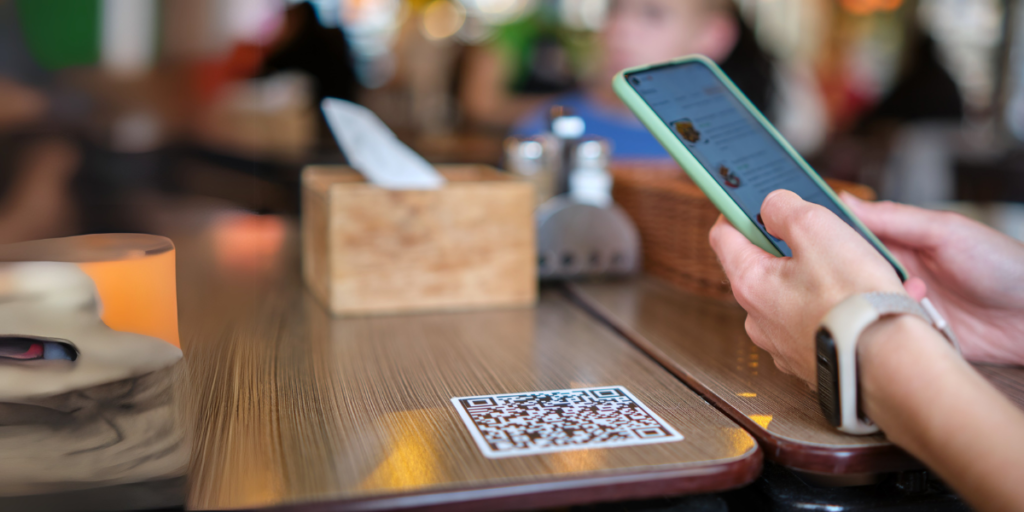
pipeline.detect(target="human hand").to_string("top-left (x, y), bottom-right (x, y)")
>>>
top-left (841, 192), bottom-right (1024, 366)
top-left (709, 190), bottom-right (907, 386)
top-left (0, 79), bottom-right (46, 131)
top-left (0, 138), bottom-right (79, 244)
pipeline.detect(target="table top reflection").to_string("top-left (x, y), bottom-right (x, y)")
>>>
top-left (173, 215), bottom-right (761, 511)
top-left (567, 277), bottom-right (1024, 475)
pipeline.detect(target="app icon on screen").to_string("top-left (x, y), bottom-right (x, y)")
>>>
top-left (719, 165), bottom-right (741, 188)
top-left (672, 119), bottom-right (700, 144)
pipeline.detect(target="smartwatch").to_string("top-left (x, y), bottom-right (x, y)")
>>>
top-left (815, 293), bottom-right (961, 435)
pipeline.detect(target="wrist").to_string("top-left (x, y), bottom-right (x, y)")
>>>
top-left (857, 314), bottom-right (928, 360)
top-left (816, 292), bottom-right (958, 434)
top-left (857, 314), bottom-right (949, 426)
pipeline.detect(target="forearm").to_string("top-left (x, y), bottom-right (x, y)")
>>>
top-left (859, 316), bottom-right (1024, 511)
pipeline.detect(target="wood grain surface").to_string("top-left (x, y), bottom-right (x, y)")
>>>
top-left (568, 277), bottom-right (1024, 476)
top-left (566, 277), bottom-right (917, 475)
top-left (301, 165), bottom-right (536, 316)
top-left (173, 219), bottom-right (760, 511)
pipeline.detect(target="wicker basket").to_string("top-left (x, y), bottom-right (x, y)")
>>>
top-left (611, 164), bottom-right (876, 301)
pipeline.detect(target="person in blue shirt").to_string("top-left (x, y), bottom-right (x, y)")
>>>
top-left (511, 0), bottom-right (774, 161)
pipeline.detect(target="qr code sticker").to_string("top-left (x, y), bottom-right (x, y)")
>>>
top-left (451, 386), bottom-right (683, 458)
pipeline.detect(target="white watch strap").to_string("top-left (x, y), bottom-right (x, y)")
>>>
top-left (862, 293), bottom-right (962, 355)
top-left (822, 292), bottom-right (961, 435)
top-left (920, 297), bottom-right (962, 355)
top-left (821, 294), bottom-right (884, 435)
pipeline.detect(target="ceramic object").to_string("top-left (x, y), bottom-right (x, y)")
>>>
top-left (0, 235), bottom-right (187, 496)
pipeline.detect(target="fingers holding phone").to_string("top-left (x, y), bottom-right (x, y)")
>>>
top-left (710, 193), bottom-right (906, 386)
top-left (840, 192), bottom-right (1024, 366)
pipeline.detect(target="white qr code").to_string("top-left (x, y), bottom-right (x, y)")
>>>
top-left (451, 386), bottom-right (683, 458)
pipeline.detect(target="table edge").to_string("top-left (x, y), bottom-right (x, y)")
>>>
top-left (262, 449), bottom-right (762, 512)
top-left (564, 281), bottom-right (922, 475)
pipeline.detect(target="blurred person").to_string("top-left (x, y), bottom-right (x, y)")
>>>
top-left (819, 26), bottom-right (965, 205)
top-left (509, 0), bottom-right (774, 160)
top-left (459, 3), bottom-right (582, 130)
top-left (259, 1), bottom-right (359, 102)
top-left (855, 35), bottom-right (963, 129)
top-left (710, 191), bottom-right (1024, 511)
top-left (0, 77), bottom-right (45, 127)
top-left (861, 33), bottom-right (964, 205)
top-left (0, 1), bottom-right (80, 244)
top-left (0, 134), bottom-right (79, 245)
top-left (0, 80), bottom-right (80, 244)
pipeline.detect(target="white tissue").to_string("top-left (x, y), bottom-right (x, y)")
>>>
top-left (321, 98), bottom-right (445, 190)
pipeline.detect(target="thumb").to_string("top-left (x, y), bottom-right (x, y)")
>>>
top-left (760, 190), bottom-right (859, 256)
top-left (840, 192), bottom-right (944, 249)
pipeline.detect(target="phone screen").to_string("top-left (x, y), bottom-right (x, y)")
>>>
top-left (626, 61), bottom-right (896, 270)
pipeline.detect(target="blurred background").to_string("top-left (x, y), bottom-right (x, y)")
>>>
top-left (1, 0), bottom-right (1022, 246)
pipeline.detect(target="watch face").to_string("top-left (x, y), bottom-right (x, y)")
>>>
top-left (816, 327), bottom-right (841, 427)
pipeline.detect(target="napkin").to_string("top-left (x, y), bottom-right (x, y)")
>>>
top-left (321, 98), bottom-right (445, 190)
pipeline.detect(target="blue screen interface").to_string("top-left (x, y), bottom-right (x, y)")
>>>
top-left (626, 61), bottom-right (890, 264)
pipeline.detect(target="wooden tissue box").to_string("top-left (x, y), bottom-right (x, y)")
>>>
top-left (302, 165), bottom-right (537, 315)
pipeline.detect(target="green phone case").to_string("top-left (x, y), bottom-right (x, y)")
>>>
top-left (613, 55), bottom-right (908, 280)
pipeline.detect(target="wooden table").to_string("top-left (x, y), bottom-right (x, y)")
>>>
top-left (172, 218), bottom-right (761, 511)
top-left (567, 277), bottom-right (1024, 477)
top-left (568, 277), bottom-right (904, 476)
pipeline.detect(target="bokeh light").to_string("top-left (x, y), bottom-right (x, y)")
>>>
top-left (421, 0), bottom-right (466, 41)
top-left (840, 0), bottom-right (904, 16)
top-left (560, 0), bottom-right (608, 32)
top-left (338, 0), bottom-right (405, 87)
top-left (459, 0), bottom-right (535, 25)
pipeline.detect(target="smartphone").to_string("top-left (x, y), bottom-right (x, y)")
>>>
top-left (613, 55), bottom-right (908, 281)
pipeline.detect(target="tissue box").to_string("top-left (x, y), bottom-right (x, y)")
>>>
top-left (302, 165), bottom-right (537, 315)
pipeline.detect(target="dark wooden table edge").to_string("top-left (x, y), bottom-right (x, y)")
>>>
top-left (563, 281), bottom-right (921, 475)
top-left (254, 450), bottom-right (762, 512)
top-left (249, 288), bottom-right (767, 512)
